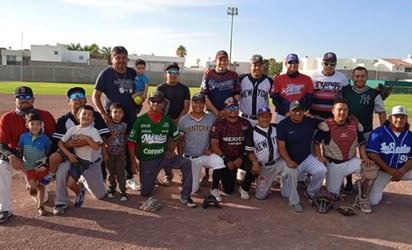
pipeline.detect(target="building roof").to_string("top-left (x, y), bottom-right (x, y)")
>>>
top-left (381, 58), bottom-right (412, 67)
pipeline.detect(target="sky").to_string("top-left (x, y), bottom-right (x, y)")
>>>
top-left (1, 0), bottom-right (411, 67)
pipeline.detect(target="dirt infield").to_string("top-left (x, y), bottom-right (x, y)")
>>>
top-left (1, 94), bottom-right (412, 249)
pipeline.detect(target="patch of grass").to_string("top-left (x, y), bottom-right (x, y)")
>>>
top-left (384, 94), bottom-right (412, 116)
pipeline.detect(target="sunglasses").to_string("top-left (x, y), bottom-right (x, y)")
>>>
top-left (16, 95), bottom-right (32, 100)
top-left (324, 62), bottom-right (336, 67)
top-left (226, 105), bottom-right (239, 111)
top-left (69, 93), bottom-right (86, 100)
top-left (149, 98), bottom-right (164, 104)
top-left (166, 70), bottom-right (179, 75)
top-left (291, 108), bottom-right (304, 113)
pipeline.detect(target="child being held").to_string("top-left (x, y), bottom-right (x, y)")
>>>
top-left (17, 112), bottom-right (51, 216)
top-left (132, 59), bottom-right (149, 114)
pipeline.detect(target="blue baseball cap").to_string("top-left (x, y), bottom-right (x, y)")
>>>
top-left (258, 107), bottom-right (272, 115)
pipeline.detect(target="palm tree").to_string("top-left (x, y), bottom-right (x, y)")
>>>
top-left (176, 45), bottom-right (187, 57)
top-left (66, 43), bottom-right (82, 51)
top-left (100, 46), bottom-right (112, 65)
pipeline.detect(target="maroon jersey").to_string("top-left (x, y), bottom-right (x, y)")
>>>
top-left (211, 117), bottom-right (251, 160)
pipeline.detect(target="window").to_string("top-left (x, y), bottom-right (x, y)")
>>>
top-left (405, 67), bottom-right (412, 73)
top-left (79, 55), bottom-right (84, 60)
top-left (54, 50), bottom-right (59, 55)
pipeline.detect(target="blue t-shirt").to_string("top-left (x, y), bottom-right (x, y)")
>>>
top-left (277, 117), bottom-right (319, 164)
top-left (18, 132), bottom-right (50, 170)
top-left (367, 124), bottom-right (412, 169)
top-left (135, 74), bottom-right (149, 93)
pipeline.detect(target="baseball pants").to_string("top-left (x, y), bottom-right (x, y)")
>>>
top-left (255, 158), bottom-right (300, 206)
top-left (326, 157), bottom-right (362, 194)
top-left (187, 153), bottom-right (225, 193)
top-left (297, 155), bottom-right (327, 197)
top-left (0, 160), bottom-right (13, 212)
top-left (369, 169), bottom-right (412, 205)
top-left (139, 155), bottom-right (193, 199)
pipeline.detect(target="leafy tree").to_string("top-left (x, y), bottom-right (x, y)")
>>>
top-left (100, 46), bottom-right (112, 65)
top-left (267, 58), bottom-right (282, 77)
top-left (66, 43), bottom-right (82, 51)
top-left (85, 43), bottom-right (100, 58)
top-left (176, 45), bottom-right (187, 57)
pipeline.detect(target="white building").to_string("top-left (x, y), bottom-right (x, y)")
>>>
top-left (31, 44), bottom-right (89, 64)
top-left (128, 54), bottom-right (185, 72)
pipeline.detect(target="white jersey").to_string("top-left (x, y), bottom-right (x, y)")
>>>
top-left (239, 74), bottom-right (273, 118)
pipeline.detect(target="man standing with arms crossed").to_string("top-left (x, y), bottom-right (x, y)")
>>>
top-left (92, 46), bottom-right (140, 191)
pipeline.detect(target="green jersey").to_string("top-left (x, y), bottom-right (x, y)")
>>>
top-left (128, 113), bottom-right (179, 161)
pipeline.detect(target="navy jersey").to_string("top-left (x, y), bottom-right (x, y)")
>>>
top-left (367, 124), bottom-right (412, 169)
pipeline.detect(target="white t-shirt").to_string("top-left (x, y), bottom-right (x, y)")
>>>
top-left (61, 125), bottom-right (102, 161)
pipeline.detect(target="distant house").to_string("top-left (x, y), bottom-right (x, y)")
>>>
top-left (376, 58), bottom-right (412, 73)
top-left (0, 48), bottom-right (30, 65)
top-left (128, 54), bottom-right (185, 72)
top-left (31, 44), bottom-right (89, 64)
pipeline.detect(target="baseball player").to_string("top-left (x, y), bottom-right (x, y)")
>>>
top-left (313, 98), bottom-right (378, 214)
top-left (178, 93), bottom-right (226, 193)
top-left (277, 100), bottom-right (326, 204)
top-left (239, 55), bottom-right (273, 126)
top-left (366, 105), bottom-right (412, 206)
top-left (245, 107), bottom-right (301, 211)
top-left (271, 53), bottom-right (313, 123)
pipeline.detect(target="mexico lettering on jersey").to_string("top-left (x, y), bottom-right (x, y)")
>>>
top-left (245, 124), bottom-right (279, 165)
top-left (200, 69), bottom-right (240, 111)
top-left (211, 117), bottom-right (251, 160)
top-left (310, 71), bottom-right (349, 118)
top-left (367, 124), bottom-right (412, 169)
top-left (239, 74), bottom-right (273, 117)
top-left (270, 73), bottom-right (313, 115)
top-left (128, 113), bottom-right (179, 161)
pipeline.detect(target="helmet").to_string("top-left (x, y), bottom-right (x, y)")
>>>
top-left (202, 195), bottom-right (222, 209)
top-left (312, 194), bottom-right (333, 214)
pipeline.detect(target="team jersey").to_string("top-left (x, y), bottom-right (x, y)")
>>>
top-left (200, 69), bottom-right (240, 111)
top-left (314, 118), bottom-right (365, 161)
top-left (52, 111), bottom-right (110, 152)
top-left (157, 82), bottom-right (190, 119)
top-left (95, 66), bottom-right (138, 132)
top-left (211, 117), bottom-right (251, 160)
top-left (342, 85), bottom-right (385, 132)
top-left (0, 109), bottom-right (55, 150)
top-left (128, 113), bottom-right (179, 161)
top-left (310, 71), bottom-right (349, 119)
top-left (367, 124), bottom-right (412, 169)
top-left (277, 117), bottom-right (320, 164)
top-left (245, 124), bottom-right (279, 165)
top-left (239, 74), bottom-right (273, 117)
top-left (18, 132), bottom-right (50, 170)
top-left (270, 73), bottom-right (313, 115)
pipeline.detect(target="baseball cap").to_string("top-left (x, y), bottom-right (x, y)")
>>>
top-left (258, 107), bottom-right (272, 115)
top-left (215, 50), bottom-right (228, 59)
top-left (165, 62), bottom-right (180, 71)
top-left (286, 53), bottom-right (299, 63)
top-left (149, 91), bottom-right (165, 100)
top-left (67, 87), bottom-right (86, 98)
top-left (250, 55), bottom-right (263, 64)
top-left (391, 105), bottom-right (407, 116)
top-left (191, 93), bottom-right (205, 102)
top-left (15, 86), bottom-right (33, 97)
top-left (289, 100), bottom-right (304, 111)
top-left (323, 52), bottom-right (337, 62)
top-left (224, 97), bottom-right (238, 108)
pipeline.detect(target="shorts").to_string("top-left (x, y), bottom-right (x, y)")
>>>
top-left (70, 159), bottom-right (90, 182)
top-left (26, 169), bottom-right (48, 181)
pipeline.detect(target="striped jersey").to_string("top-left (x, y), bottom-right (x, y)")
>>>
top-left (245, 124), bottom-right (279, 165)
top-left (239, 74), bottom-right (273, 117)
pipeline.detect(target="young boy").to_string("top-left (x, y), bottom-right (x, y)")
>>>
top-left (17, 112), bottom-right (51, 216)
top-left (132, 59), bottom-right (149, 114)
top-left (105, 103), bottom-right (128, 201)
top-left (58, 105), bottom-right (103, 208)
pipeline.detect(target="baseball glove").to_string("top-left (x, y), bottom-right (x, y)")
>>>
top-left (377, 84), bottom-right (393, 100)
top-left (312, 193), bottom-right (334, 214)
top-left (337, 206), bottom-right (355, 216)
top-left (33, 157), bottom-right (49, 172)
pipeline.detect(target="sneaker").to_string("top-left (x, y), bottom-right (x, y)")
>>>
top-left (181, 197), bottom-right (197, 208)
top-left (53, 204), bottom-right (67, 216)
top-left (74, 189), bottom-right (86, 208)
top-left (126, 179), bottom-right (141, 191)
top-left (0, 211), bottom-right (13, 224)
top-left (38, 206), bottom-right (47, 216)
top-left (304, 191), bottom-right (314, 205)
top-left (289, 203), bottom-right (304, 213)
top-left (211, 188), bottom-right (222, 202)
top-left (40, 173), bottom-right (56, 186)
top-left (353, 195), bottom-right (372, 214)
top-left (107, 191), bottom-right (115, 199)
top-left (139, 197), bottom-right (162, 212)
top-left (162, 174), bottom-right (174, 186)
top-left (239, 186), bottom-right (250, 200)
top-left (120, 193), bottom-right (128, 202)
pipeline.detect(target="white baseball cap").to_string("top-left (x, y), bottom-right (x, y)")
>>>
top-left (391, 106), bottom-right (408, 116)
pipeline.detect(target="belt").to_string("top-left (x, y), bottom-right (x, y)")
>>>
top-left (241, 114), bottom-right (257, 120)
top-left (262, 157), bottom-right (280, 166)
top-left (327, 158), bottom-right (345, 164)
top-left (90, 157), bottom-right (102, 164)
top-left (184, 154), bottom-right (202, 159)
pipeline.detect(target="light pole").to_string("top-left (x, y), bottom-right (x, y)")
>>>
top-left (227, 7), bottom-right (238, 67)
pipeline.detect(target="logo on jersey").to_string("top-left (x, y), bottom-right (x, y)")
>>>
top-left (314, 81), bottom-right (342, 91)
top-left (283, 84), bottom-right (304, 96)
top-left (360, 94), bottom-right (371, 105)
top-left (380, 142), bottom-right (410, 161)
top-left (141, 134), bottom-right (167, 144)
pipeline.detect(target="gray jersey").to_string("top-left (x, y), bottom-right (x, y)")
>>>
top-left (178, 112), bottom-right (216, 156)
top-left (239, 74), bottom-right (273, 117)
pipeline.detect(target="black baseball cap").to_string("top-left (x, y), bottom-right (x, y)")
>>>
top-left (15, 86), bottom-right (33, 97)
top-left (192, 93), bottom-right (205, 102)
top-left (165, 62), bottom-right (180, 71)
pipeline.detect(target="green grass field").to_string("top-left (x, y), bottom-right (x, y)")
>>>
top-left (1, 81), bottom-right (411, 116)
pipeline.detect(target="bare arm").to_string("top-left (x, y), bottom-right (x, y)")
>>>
top-left (378, 112), bottom-right (387, 126)
top-left (92, 89), bottom-right (112, 125)
top-left (313, 142), bottom-right (328, 164)
top-left (278, 140), bottom-right (297, 168)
